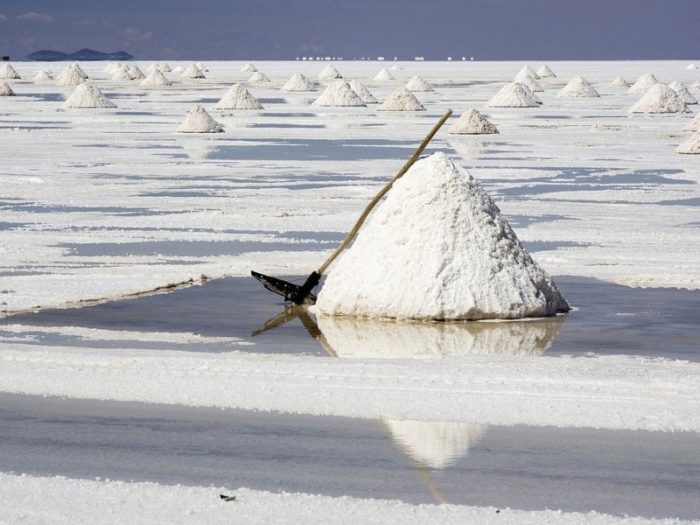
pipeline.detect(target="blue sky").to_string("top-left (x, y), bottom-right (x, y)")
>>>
top-left (1, 0), bottom-right (698, 60)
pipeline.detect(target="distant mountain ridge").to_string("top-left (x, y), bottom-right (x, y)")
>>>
top-left (26, 49), bottom-right (133, 61)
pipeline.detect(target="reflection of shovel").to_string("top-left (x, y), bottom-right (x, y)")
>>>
top-left (252, 109), bottom-right (453, 305)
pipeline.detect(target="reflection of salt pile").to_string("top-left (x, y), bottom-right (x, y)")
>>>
top-left (668, 81), bottom-right (698, 105)
top-left (349, 80), bottom-right (378, 103)
top-left (487, 82), bottom-right (540, 107)
top-left (214, 83), bottom-right (263, 109)
top-left (182, 64), bottom-right (205, 79)
top-left (241, 62), bottom-right (257, 72)
top-left (629, 84), bottom-right (689, 114)
top-left (676, 133), bottom-right (700, 154)
top-left (248, 71), bottom-right (271, 83)
top-left (557, 76), bottom-right (599, 98)
top-left (610, 75), bottom-right (630, 88)
top-left (0, 63), bottom-right (21, 79)
top-left (140, 69), bottom-right (172, 87)
top-left (177, 105), bottom-right (224, 133)
top-left (405, 76), bottom-right (433, 92)
top-left (318, 64), bottom-right (342, 80)
top-left (449, 109), bottom-right (498, 134)
top-left (514, 69), bottom-right (543, 92)
top-left (379, 87), bottom-right (425, 111)
top-left (316, 153), bottom-right (569, 320)
top-left (56, 64), bottom-right (87, 86)
top-left (373, 68), bottom-right (395, 81)
top-left (128, 65), bottom-right (145, 80)
top-left (537, 64), bottom-right (556, 78)
top-left (177, 136), bottom-right (219, 160)
top-left (282, 73), bottom-right (314, 91)
top-left (629, 73), bottom-right (658, 93)
top-left (0, 82), bottom-right (15, 96)
top-left (313, 80), bottom-right (365, 107)
top-left (61, 82), bottom-right (116, 109)
top-left (33, 70), bottom-right (54, 82)
top-left (684, 114), bottom-right (700, 132)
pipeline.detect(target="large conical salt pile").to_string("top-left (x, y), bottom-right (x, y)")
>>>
top-left (61, 82), bottom-right (116, 109)
top-left (683, 113), bottom-right (700, 132)
top-left (56, 64), bottom-right (86, 86)
top-left (557, 76), bottom-right (600, 98)
top-left (405, 76), bottom-right (434, 92)
top-left (373, 68), bottom-right (395, 81)
top-left (177, 105), bottom-right (224, 133)
top-left (349, 80), bottom-right (377, 103)
top-left (33, 69), bottom-right (54, 82)
top-left (128, 65), bottom-right (145, 80)
top-left (241, 62), bottom-right (257, 72)
top-left (629, 84), bottom-right (689, 114)
top-left (282, 73), bottom-right (315, 91)
top-left (318, 64), bottom-right (342, 80)
top-left (487, 82), bottom-right (541, 107)
top-left (0, 63), bottom-right (21, 80)
top-left (449, 109), bottom-right (498, 134)
top-left (316, 153), bottom-right (570, 320)
top-left (378, 87), bottom-right (425, 111)
top-left (182, 64), bottom-right (205, 79)
top-left (668, 81), bottom-right (698, 105)
top-left (537, 65), bottom-right (556, 78)
top-left (313, 80), bottom-right (365, 107)
top-left (610, 75), bottom-right (630, 88)
top-left (140, 69), bottom-right (172, 87)
top-left (0, 82), bottom-right (15, 96)
top-left (629, 73), bottom-right (658, 93)
top-left (111, 64), bottom-right (133, 81)
top-left (514, 69), bottom-right (543, 92)
top-left (248, 71), bottom-right (271, 83)
top-left (676, 132), bottom-right (700, 154)
top-left (214, 83), bottom-right (263, 109)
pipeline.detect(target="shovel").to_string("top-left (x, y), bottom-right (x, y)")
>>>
top-left (252, 109), bottom-right (453, 304)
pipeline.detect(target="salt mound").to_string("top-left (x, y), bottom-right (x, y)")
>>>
top-left (111, 65), bottom-right (133, 81)
top-left (158, 62), bottom-right (172, 73)
top-left (668, 81), bottom-right (697, 105)
top-left (172, 66), bottom-right (184, 74)
top-left (629, 84), bottom-right (689, 114)
top-left (128, 65), bottom-right (145, 80)
top-left (248, 71), bottom-right (271, 83)
top-left (33, 69), bottom-right (54, 82)
top-left (0, 82), bottom-right (15, 96)
top-left (449, 109), bottom-right (498, 134)
top-left (629, 73), bottom-right (658, 93)
top-left (0, 63), bottom-right (21, 80)
top-left (517, 65), bottom-right (540, 79)
top-left (378, 87), bottom-right (425, 111)
top-left (282, 73), bottom-right (314, 91)
top-left (676, 132), bottom-right (700, 154)
top-left (683, 114), bottom-right (700, 132)
top-left (181, 64), bottom-right (205, 79)
top-left (316, 153), bottom-right (569, 320)
top-left (61, 82), bottom-right (116, 109)
top-left (610, 75), bottom-right (630, 88)
top-left (56, 64), bottom-right (86, 86)
top-left (177, 105), bottom-right (223, 133)
top-left (405, 76), bottom-right (433, 92)
top-left (195, 63), bottom-right (209, 72)
top-left (318, 64), bottom-right (342, 80)
top-left (313, 80), bottom-right (365, 107)
top-left (349, 80), bottom-right (377, 103)
top-left (557, 76), bottom-right (600, 98)
top-left (487, 82), bottom-right (541, 107)
top-left (514, 69), bottom-right (543, 92)
top-left (214, 83), bottom-right (263, 109)
top-left (373, 68), bottom-right (395, 81)
top-left (140, 69), bottom-right (172, 87)
top-left (537, 64), bottom-right (556, 78)
top-left (241, 62), bottom-right (257, 72)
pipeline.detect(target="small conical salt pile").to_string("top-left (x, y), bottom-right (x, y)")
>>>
top-left (0, 82), bottom-right (15, 96)
top-left (103, 62), bottom-right (119, 73)
top-left (111, 65), bottom-right (133, 81)
top-left (181, 64), bottom-right (205, 79)
top-left (282, 73), bottom-right (315, 91)
top-left (610, 75), bottom-right (630, 88)
top-left (514, 69), bottom-right (543, 92)
top-left (629, 73), bottom-right (658, 93)
top-left (405, 76), bottom-right (433, 92)
top-left (668, 81), bottom-right (698, 105)
top-left (241, 62), bottom-right (257, 72)
top-left (33, 69), bottom-right (54, 82)
top-left (676, 132), bottom-right (700, 154)
top-left (128, 65), bottom-right (145, 80)
top-left (313, 80), bottom-right (365, 107)
top-left (349, 80), bottom-right (378, 103)
top-left (0, 63), bottom-right (21, 79)
top-left (177, 105), bottom-right (223, 133)
top-left (140, 69), bottom-right (172, 87)
top-left (316, 153), bottom-right (569, 320)
top-left (56, 64), bottom-right (87, 86)
top-left (248, 71), bottom-right (271, 83)
top-left (195, 63), bottom-right (209, 72)
top-left (70, 63), bottom-right (88, 79)
top-left (379, 87), bottom-right (425, 111)
top-left (449, 109), bottom-right (498, 134)
top-left (214, 83), bottom-right (263, 109)
top-left (61, 82), bottom-right (116, 109)
top-left (373, 68), bottom-right (395, 81)
top-left (172, 65), bottom-right (184, 74)
top-left (318, 64), bottom-right (342, 80)
top-left (537, 65), bottom-right (556, 78)
top-left (683, 113), bottom-right (700, 132)
top-left (557, 76), bottom-right (600, 98)
top-left (158, 62), bottom-right (172, 73)
top-left (629, 84), bottom-right (689, 114)
top-left (487, 82), bottom-right (541, 107)
top-left (517, 65), bottom-right (540, 79)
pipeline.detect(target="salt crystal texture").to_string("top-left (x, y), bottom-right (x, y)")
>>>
top-left (61, 82), bottom-right (116, 109)
top-left (316, 153), bottom-right (570, 320)
top-left (318, 65), bottom-right (342, 80)
top-left (282, 73), bottom-right (315, 91)
top-left (313, 80), bottom-right (365, 107)
top-left (379, 87), bottom-right (425, 111)
top-left (676, 132), bottom-right (700, 154)
top-left (487, 82), bottom-right (541, 107)
top-left (668, 81), bottom-right (698, 105)
top-left (610, 76), bottom-right (630, 88)
top-left (373, 68), bottom-right (395, 81)
top-left (181, 64), bottom-right (205, 79)
top-left (214, 83), bottom-right (263, 109)
top-left (349, 80), bottom-right (378, 103)
top-left (629, 73), bottom-right (658, 93)
top-left (449, 109), bottom-right (498, 134)
top-left (248, 71), bottom-right (271, 83)
top-left (177, 105), bottom-right (223, 133)
top-left (56, 65), bottom-right (86, 86)
top-left (405, 76), bottom-right (434, 92)
top-left (629, 84), bottom-right (689, 114)
top-left (0, 82), bottom-right (15, 96)
top-left (536, 65), bottom-right (556, 78)
top-left (514, 70), bottom-right (543, 92)
top-left (140, 69), bottom-right (171, 87)
top-left (128, 65), bottom-right (145, 80)
top-left (0, 63), bottom-right (21, 80)
top-left (33, 70), bottom-right (54, 82)
top-left (241, 62), bottom-right (257, 72)
top-left (557, 76), bottom-right (600, 98)
top-left (683, 114), bottom-right (700, 132)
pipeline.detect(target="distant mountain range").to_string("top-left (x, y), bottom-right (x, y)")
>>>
top-left (26, 49), bottom-right (133, 61)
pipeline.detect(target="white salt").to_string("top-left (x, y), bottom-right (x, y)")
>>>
top-left (378, 87), bottom-right (425, 111)
top-left (181, 64), bottom-right (205, 79)
top-left (683, 113), bottom-right (700, 132)
top-left (487, 82), bottom-right (541, 107)
top-left (373, 68), bottom-right (395, 81)
top-left (686, 63), bottom-right (699, 70)
top-left (610, 75), bottom-right (630, 88)
top-left (248, 71), bottom-right (271, 83)
top-left (517, 65), bottom-right (540, 79)
top-left (668, 81), bottom-right (697, 105)
top-left (405, 76), bottom-right (433, 92)
top-left (56, 65), bottom-right (86, 86)
top-left (0, 63), bottom-right (21, 80)
top-left (313, 80), bottom-right (365, 107)
top-left (557, 76), bottom-right (600, 98)
top-left (111, 65), bottom-right (133, 81)
top-left (318, 64), bottom-right (342, 80)
top-left (676, 132), bottom-right (700, 154)
top-left (172, 66), bottom-right (184, 74)
top-left (629, 84), bottom-right (689, 114)
top-left (449, 109), bottom-right (498, 134)
top-left (177, 105), bottom-right (223, 133)
top-left (241, 62), bottom-right (257, 72)
top-left (316, 153), bottom-right (569, 320)
top-left (128, 65), bottom-right (145, 80)
top-left (61, 82), bottom-right (116, 109)
top-left (140, 69), bottom-right (172, 87)
top-left (514, 69), bottom-right (543, 92)
top-left (214, 83), bottom-right (263, 110)
top-left (349, 80), bottom-right (378, 104)
top-left (629, 73), bottom-right (658, 93)
top-left (536, 65), bottom-right (556, 78)
top-left (158, 62), bottom-right (172, 73)
top-left (33, 70), bottom-right (54, 82)
top-left (0, 81), bottom-right (15, 96)
top-left (281, 73), bottom-right (315, 91)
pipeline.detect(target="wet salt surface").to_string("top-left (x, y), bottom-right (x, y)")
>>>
top-left (1, 276), bottom-right (698, 361)
top-left (0, 393), bottom-right (697, 519)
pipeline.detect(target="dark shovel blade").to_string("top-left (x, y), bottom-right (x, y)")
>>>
top-left (251, 271), bottom-right (318, 304)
